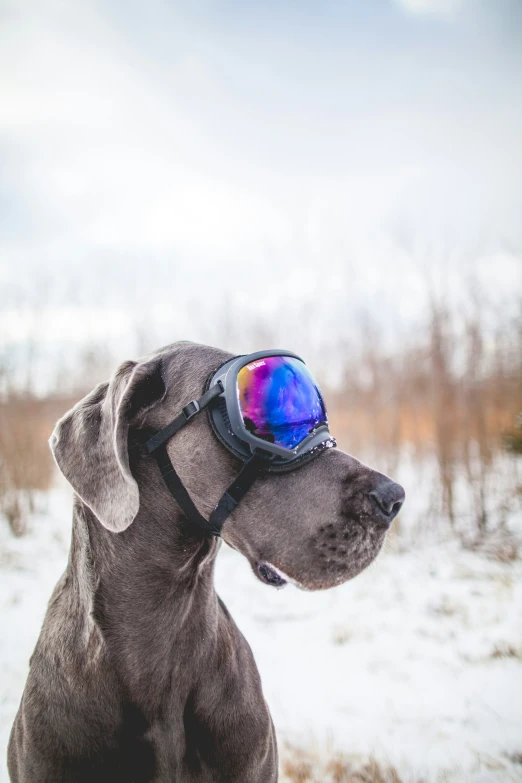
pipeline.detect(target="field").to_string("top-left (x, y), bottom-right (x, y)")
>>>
top-left (2, 0), bottom-right (521, 777)
top-left (1, 300), bottom-right (521, 781)
top-left (1, 483), bottom-right (521, 783)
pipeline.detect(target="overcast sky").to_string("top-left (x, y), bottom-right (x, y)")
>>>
top-left (1, 0), bottom-right (521, 360)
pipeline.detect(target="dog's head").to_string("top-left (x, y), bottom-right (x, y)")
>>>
top-left (50, 342), bottom-right (404, 590)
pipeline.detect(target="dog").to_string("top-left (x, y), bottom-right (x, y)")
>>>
top-left (8, 342), bottom-right (405, 782)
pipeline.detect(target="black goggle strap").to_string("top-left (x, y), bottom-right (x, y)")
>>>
top-left (209, 450), bottom-right (266, 529)
top-left (143, 382), bottom-right (224, 454)
top-left (143, 383), bottom-right (267, 537)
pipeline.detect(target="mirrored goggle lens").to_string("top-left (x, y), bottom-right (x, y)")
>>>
top-left (236, 356), bottom-right (328, 450)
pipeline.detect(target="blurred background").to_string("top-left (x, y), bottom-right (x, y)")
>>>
top-left (1, 1), bottom-right (521, 781)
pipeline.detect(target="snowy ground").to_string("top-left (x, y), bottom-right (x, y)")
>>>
top-left (1, 488), bottom-right (522, 783)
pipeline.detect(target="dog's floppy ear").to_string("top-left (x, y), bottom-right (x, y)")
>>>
top-left (49, 356), bottom-right (166, 532)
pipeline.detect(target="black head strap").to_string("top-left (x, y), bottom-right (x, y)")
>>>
top-left (210, 450), bottom-right (265, 529)
top-left (143, 383), bottom-right (267, 537)
top-left (144, 383), bottom-right (223, 454)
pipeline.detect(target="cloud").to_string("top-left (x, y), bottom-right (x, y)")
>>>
top-left (0, 0), bottom-right (520, 335)
top-left (393, 0), bottom-right (465, 17)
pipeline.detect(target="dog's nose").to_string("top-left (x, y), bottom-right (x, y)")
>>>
top-left (369, 479), bottom-right (405, 525)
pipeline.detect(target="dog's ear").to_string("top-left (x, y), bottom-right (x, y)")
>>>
top-left (49, 356), bottom-right (166, 532)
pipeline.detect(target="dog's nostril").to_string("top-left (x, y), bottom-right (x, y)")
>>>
top-left (391, 500), bottom-right (402, 517)
top-left (369, 480), bottom-right (405, 523)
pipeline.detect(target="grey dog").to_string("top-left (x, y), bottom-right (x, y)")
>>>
top-left (8, 342), bottom-right (405, 782)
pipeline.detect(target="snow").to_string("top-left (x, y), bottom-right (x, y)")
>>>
top-left (1, 488), bottom-right (522, 782)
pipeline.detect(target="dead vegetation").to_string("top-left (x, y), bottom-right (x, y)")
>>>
top-left (465, 527), bottom-right (520, 562)
top-left (1, 294), bottom-right (520, 542)
top-left (0, 343), bottom-right (108, 535)
top-left (490, 642), bottom-right (522, 660)
top-left (0, 393), bottom-right (75, 534)
top-left (329, 300), bottom-right (522, 540)
top-left (281, 746), bottom-right (425, 783)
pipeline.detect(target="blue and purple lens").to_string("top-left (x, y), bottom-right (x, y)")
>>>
top-left (236, 356), bottom-right (328, 449)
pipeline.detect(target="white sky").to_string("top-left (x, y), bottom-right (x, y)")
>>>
top-left (0, 0), bottom-right (521, 362)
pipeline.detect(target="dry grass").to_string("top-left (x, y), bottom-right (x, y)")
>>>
top-left (328, 301), bottom-right (522, 538)
top-left (281, 745), bottom-right (425, 783)
top-left (1, 295), bottom-right (520, 541)
top-left (465, 527), bottom-right (520, 562)
top-left (490, 642), bottom-right (522, 660)
top-left (0, 394), bottom-right (75, 534)
top-left (332, 625), bottom-right (352, 646)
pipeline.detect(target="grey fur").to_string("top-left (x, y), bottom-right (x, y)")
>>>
top-left (8, 342), bottom-right (404, 782)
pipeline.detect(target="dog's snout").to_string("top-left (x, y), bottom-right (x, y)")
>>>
top-left (369, 479), bottom-right (405, 525)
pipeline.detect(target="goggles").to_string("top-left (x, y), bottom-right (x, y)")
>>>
top-left (143, 350), bottom-right (336, 537)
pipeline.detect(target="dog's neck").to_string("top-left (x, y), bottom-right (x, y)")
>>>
top-left (49, 463), bottom-right (278, 781)
top-left (70, 475), bottom-right (222, 711)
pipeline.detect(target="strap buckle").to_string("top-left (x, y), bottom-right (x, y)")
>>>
top-left (182, 400), bottom-right (200, 420)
